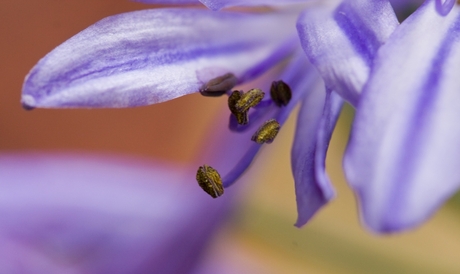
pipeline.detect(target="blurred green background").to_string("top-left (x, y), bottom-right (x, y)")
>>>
top-left (2, 1), bottom-right (460, 273)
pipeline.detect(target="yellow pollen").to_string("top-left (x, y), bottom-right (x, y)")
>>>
top-left (196, 165), bottom-right (224, 198)
top-left (251, 119), bottom-right (280, 144)
top-left (228, 90), bottom-right (249, 125)
top-left (235, 88), bottom-right (265, 113)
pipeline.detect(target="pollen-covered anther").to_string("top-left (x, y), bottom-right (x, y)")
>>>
top-left (251, 119), bottom-right (280, 144)
top-left (196, 165), bottom-right (224, 198)
top-left (235, 88), bottom-right (265, 113)
top-left (228, 90), bottom-right (249, 125)
top-left (200, 73), bottom-right (237, 97)
top-left (270, 80), bottom-right (292, 107)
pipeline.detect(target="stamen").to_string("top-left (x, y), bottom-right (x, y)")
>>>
top-left (196, 165), bottom-right (224, 198)
top-left (228, 90), bottom-right (249, 125)
top-left (235, 88), bottom-right (265, 113)
top-left (251, 119), bottom-right (280, 144)
top-left (270, 80), bottom-right (292, 107)
top-left (200, 73), bottom-right (237, 97)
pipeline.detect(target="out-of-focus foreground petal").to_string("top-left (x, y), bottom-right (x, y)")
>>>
top-left (344, 1), bottom-right (460, 233)
top-left (198, 0), bottom-right (309, 11)
top-left (0, 153), bottom-right (232, 273)
top-left (297, 0), bottom-right (398, 106)
top-left (292, 88), bottom-right (343, 227)
top-left (22, 9), bottom-right (296, 109)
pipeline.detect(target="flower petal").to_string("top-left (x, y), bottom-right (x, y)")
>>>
top-left (199, 0), bottom-right (309, 11)
top-left (292, 87), bottom-right (343, 227)
top-left (0, 153), bottom-right (232, 272)
top-left (296, 0), bottom-right (398, 106)
top-left (22, 8), bottom-right (296, 109)
top-left (344, 1), bottom-right (460, 232)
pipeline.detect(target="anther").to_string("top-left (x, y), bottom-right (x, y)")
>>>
top-left (196, 165), bottom-right (224, 198)
top-left (235, 88), bottom-right (265, 113)
top-left (228, 90), bottom-right (249, 125)
top-left (270, 80), bottom-right (292, 107)
top-left (200, 73), bottom-right (237, 97)
top-left (251, 119), bottom-right (280, 144)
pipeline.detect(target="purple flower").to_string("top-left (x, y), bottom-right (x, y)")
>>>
top-left (21, 2), bottom-right (341, 228)
top-left (21, 0), bottom-right (459, 233)
top-left (0, 153), bottom-right (232, 273)
top-left (300, 0), bottom-right (460, 232)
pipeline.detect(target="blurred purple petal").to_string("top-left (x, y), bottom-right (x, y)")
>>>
top-left (344, 1), bottom-right (460, 232)
top-left (199, 0), bottom-right (309, 11)
top-left (0, 153), bottom-right (232, 273)
top-left (297, 0), bottom-right (398, 106)
top-left (292, 88), bottom-right (343, 227)
top-left (22, 9), bottom-right (296, 109)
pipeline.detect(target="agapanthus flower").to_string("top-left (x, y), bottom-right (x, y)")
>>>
top-left (0, 153), bottom-right (232, 273)
top-left (20, 1), bottom-right (341, 228)
top-left (21, 0), bottom-right (460, 233)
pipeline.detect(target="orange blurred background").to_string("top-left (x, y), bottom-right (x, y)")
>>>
top-left (3, 1), bottom-right (460, 273)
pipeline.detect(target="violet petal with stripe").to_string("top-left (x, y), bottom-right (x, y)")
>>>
top-left (292, 87), bottom-right (343, 227)
top-left (198, 0), bottom-right (309, 11)
top-left (344, 0), bottom-right (460, 232)
top-left (296, 0), bottom-right (398, 106)
top-left (22, 8), bottom-right (296, 109)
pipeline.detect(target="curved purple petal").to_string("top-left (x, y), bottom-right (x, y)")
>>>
top-left (22, 8), bottom-right (296, 109)
top-left (0, 153), bottom-right (232, 273)
top-left (344, 1), bottom-right (460, 233)
top-left (199, 0), bottom-right (309, 11)
top-left (296, 0), bottom-right (398, 106)
top-left (292, 88), bottom-right (343, 227)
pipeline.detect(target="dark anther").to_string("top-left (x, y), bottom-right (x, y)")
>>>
top-left (228, 90), bottom-right (249, 125)
top-left (196, 165), bottom-right (224, 198)
top-left (251, 119), bottom-right (280, 144)
top-left (199, 73), bottom-right (237, 97)
top-left (270, 80), bottom-right (292, 107)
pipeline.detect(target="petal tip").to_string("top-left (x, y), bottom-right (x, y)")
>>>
top-left (21, 95), bottom-right (36, 111)
top-left (293, 220), bottom-right (305, 228)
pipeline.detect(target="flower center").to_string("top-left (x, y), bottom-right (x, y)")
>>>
top-left (196, 74), bottom-right (292, 198)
